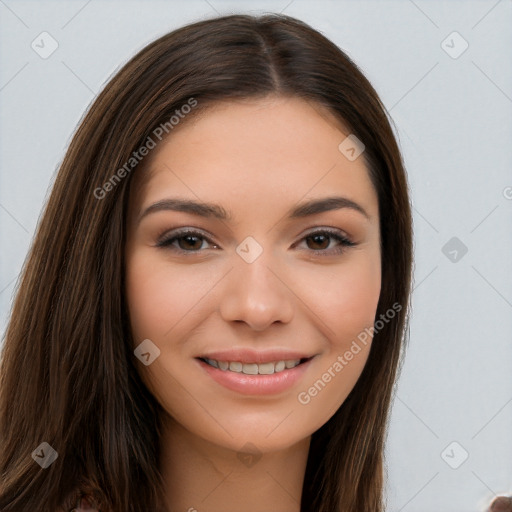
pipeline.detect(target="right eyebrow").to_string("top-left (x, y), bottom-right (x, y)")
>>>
top-left (137, 198), bottom-right (231, 225)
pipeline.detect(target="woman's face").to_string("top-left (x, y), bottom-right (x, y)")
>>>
top-left (125, 95), bottom-right (381, 454)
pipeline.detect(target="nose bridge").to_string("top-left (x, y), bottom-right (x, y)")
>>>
top-left (219, 240), bottom-right (294, 329)
top-left (236, 249), bottom-right (276, 294)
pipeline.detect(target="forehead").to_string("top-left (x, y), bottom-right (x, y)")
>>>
top-left (130, 96), bottom-right (378, 224)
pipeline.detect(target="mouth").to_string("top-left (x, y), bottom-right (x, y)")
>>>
top-left (195, 352), bottom-right (316, 396)
top-left (197, 356), bottom-right (313, 375)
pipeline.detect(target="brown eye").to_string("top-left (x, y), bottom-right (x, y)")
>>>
top-left (177, 234), bottom-right (204, 251)
top-left (156, 229), bottom-right (217, 253)
top-left (306, 233), bottom-right (331, 250)
top-left (297, 229), bottom-right (356, 256)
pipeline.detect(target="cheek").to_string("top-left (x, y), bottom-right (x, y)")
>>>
top-left (296, 345), bottom-right (371, 434)
top-left (289, 253), bottom-right (380, 423)
top-left (125, 256), bottom-right (169, 342)
top-left (332, 264), bottom-right (381, 340)
top-left (292, 251), bottom-right (381, 346)
top-left (125, 251), bottom-right (208, 343)
top-left (125, 254), bottom-right (204, 417)
top-left (294, 280), bottom-right (380, 431)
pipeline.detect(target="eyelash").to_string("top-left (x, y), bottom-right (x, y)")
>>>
top-left (155, 227), bottom-right (356, 256)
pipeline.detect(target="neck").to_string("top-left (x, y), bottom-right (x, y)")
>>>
top-left (158, 415), bottom-right (311, 512)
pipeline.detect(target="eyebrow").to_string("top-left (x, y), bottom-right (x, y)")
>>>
top-left (137, 195), bottom-right (370, 225)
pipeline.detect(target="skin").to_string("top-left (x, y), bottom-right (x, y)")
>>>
top-left (124, 95), bottom-right (382, 512)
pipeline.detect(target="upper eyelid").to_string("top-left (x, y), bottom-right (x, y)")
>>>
top-left (157, 227), bottom-right (214, 243)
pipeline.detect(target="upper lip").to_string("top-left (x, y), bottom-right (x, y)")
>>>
top-left (197, 348), bottom-right (314, 364)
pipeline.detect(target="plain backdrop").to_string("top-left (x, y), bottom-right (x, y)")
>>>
top-left (1, 1), bottom-right (511, 511)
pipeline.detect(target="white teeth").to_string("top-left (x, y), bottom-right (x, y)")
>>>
top-left (258, 362), bottom-right (275, 375)
top-left (229, 361), bottom-right (242, 372)
top-left (242, 363), bottom-right (259, 375)
top-left (203, 358), bottom-right (303, 374)
top-left (274, 361), bottom-right (286, 372)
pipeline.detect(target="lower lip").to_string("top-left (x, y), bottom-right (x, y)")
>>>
top-left (196, 358), bottom-right (314, 396)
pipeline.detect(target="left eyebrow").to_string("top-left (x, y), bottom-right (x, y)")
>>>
top-left (136, 195), bottom-right (371, 226)
top-left (287, 196), bottom-right (370, 221)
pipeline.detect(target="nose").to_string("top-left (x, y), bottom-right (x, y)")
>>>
top-left (219, 253), bottom-right (294, 331)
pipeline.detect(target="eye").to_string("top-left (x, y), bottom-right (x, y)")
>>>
top-left (295, 228), bottom-right (356, 256)
top-left (155, 229), bottom-right (218, 253)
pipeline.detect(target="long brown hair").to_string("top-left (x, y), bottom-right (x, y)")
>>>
top-left (0, 13), bottom-right (413, 512)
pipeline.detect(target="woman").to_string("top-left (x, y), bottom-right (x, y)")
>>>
top-left (0, 12), bottom-right (508, 512)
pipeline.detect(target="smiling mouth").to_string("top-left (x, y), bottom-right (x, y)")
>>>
top-left (197, 357), bottom-right (313, 375)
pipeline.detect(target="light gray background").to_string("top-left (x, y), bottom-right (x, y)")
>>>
top-left (1, 1), bottom-right (511, 511)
